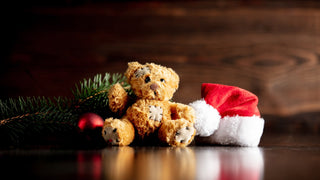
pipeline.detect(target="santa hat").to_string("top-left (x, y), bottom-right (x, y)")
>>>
top-left (189, 83), bottom-right (265, 146)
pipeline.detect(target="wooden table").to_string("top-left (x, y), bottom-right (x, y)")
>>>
top-left (0, 133), bottom-right (319, 180)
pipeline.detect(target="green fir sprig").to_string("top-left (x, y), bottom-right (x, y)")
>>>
top-left (72, 73), bottom-right (132, 117)
top-left (0, 73), bottom-right (132, 147)
top-left (0, 96), bottom-right (75, 146)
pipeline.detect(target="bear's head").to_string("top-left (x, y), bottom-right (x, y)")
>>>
top-left (125, 62), bottom-right (179, 101)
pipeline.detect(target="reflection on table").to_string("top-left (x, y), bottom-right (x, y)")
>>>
top-left (77, 147), bottom-right (264, 180)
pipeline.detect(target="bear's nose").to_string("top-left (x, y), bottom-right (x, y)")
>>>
top-left (150, 83), bottom-right (159, 91)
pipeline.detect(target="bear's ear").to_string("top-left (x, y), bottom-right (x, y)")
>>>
top-left (168, 67), bottom-right (180, 89)
top-left (125, 61), bottom-right (143, 81)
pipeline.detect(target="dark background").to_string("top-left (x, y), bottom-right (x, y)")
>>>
top-left (1, 0), bottom-right (320, 134)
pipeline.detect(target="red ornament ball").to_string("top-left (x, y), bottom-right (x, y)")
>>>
top-left (78, 113), bottom-right (104, 131)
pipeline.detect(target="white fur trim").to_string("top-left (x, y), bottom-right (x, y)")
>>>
top-left (189, 99), bottom-right (221, 137)
top-left (211, 115), bottom-right (265, 146)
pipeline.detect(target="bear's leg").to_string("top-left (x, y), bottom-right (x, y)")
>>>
top-left (102, 117), bottom-right (135, 146)
top-left (169, 102), bottom-right (195, 124)
top-left (158, 119), bottom-right (196, 147)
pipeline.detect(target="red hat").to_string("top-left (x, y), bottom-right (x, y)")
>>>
top-left (201, 83), bottom-right (260, 118)
top-left (189, 83), bottom-right (264, 146)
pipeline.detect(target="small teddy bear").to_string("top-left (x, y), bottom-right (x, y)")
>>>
top-left (102, 62), bottom-right (196, 147)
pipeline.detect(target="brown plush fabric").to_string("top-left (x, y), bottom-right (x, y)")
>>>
top-left (108, 83), bottom-right (129, 115)
top-left (102, 118), bottom-right (135, 146)
top-left (102, 62), bottom-right (195, 147)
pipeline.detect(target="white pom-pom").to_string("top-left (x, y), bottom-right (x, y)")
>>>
top-left (189, 99), bottom-right (221, 137)
top-left (210, 115), bottom-right (265, 146)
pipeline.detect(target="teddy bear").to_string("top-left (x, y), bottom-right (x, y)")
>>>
top-left (102, 62), bottom-right (196, 147)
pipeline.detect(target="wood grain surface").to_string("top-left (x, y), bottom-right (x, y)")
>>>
top-left (1, 1), bottom-right (320, 132)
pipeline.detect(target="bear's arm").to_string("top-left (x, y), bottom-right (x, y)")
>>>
top-left (108, 83), bottom-right (129, 115)
top-left (169, 102), bottom-right (195, 123)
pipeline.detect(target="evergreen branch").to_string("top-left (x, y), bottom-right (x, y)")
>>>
top-left (0, 112), bottom-right (46, 126)
top-left (0, 96), bottom-right (77, 146)
top-left (71, 73), bottom-right (132, 118)
top-left (73, 73), bottom-right (129, 100)
top-left (0, 72), bottom-right (133, 147)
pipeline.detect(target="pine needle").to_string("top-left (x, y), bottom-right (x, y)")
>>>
top-left (0, 73), bottom-right (133, 147)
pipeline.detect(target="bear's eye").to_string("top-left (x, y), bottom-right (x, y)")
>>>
top-left (145, 76), bottom-right (151, 83)
top-left (160, 78), bottom-right (165, 83)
